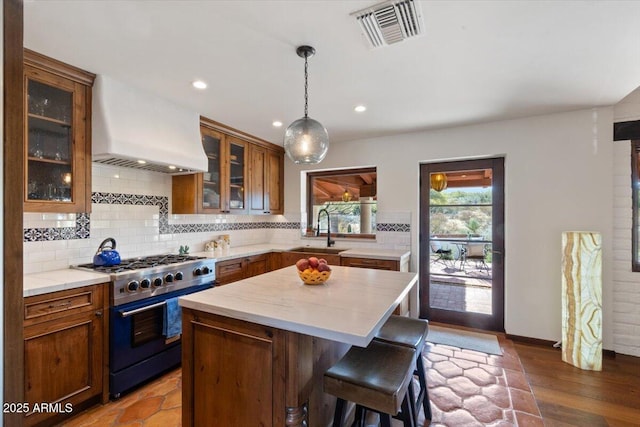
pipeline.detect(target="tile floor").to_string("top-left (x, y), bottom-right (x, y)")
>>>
top-left (61, 334), bottom-right (542, 426)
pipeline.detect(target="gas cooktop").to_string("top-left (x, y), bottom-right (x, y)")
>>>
top-left (74, 254), bottom-right (215, 306)
top-left (75, 254), bottom-right (206, 274)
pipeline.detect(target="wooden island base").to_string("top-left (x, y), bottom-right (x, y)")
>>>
top-left (182, 308), bottom-right (350, 426)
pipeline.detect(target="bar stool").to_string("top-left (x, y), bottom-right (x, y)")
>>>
top-left (323, 340), bottom-right (416, 427)
top-left (374, 315), bottom-right (432, 423)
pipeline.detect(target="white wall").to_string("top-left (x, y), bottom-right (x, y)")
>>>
top-left (285, 107), bottom-right (616, 350)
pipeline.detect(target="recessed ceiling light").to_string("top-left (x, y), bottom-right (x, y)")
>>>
top-left (272, 121), bottom-right (283, 127)
top-left (354, 105), bottom-right (367, 113)
top-left (192, 80), bottom-right (207, 90)
top-left (137, 159), bottom-right (147, 164)
top-left (168, 165), bottom-right (177, 170)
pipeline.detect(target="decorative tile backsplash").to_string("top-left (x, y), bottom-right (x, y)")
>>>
top-left (24, 192), bottom-right (303, 242)
top-left (23, 164), bottom-right (411, 273)
top-left (24, 191), bottom-right (408, 242)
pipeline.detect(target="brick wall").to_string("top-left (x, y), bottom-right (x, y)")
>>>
top-left (612, 140), bottom-right (640, 356)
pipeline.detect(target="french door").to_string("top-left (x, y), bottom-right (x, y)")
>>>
top-left (419, 158), bottom-right (505, 331)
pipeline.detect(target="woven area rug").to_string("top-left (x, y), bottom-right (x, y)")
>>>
top-left (427, 325), bottom-right (503, 355)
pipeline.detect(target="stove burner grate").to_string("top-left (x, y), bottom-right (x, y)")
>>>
top-left (76, 254), bottom-right (206, 273)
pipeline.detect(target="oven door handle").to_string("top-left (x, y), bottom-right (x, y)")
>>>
top-left (119, 301), bottom-right (166, 318)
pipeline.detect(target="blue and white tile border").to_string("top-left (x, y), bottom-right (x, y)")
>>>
top-left (23, 192), bottom-right (410, 242)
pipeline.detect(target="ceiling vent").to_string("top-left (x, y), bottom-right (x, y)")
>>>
top-left (352, 0), bottom-right (424, 48)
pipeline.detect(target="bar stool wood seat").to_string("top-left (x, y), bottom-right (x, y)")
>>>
top-left (324, 340), bottom-right (416, 427)
top-left (374, 315), bottom-right (432, 423)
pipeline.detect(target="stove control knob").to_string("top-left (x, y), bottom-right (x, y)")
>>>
top-left (175, 271), bottom-right (184, 281)
top-left (127, 281), bottom-right (139, 293)
top-left (165, 273), bottom-right (174, 283)
top-left (193, 267), bottom-right (202, 276)
top-left (140, 279), bottom-right (151, 289)
top-left (202, 266), bottom-right (211, 275)
top-left (153, 277), bottom-right (163, 287)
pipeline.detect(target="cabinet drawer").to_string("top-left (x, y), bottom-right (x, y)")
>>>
top-left (341, 257), bottom-right (399, 271)
top-left (216, 259), bottom-right (245, 285)
top-left (24, 284), bottom-right (105, 326)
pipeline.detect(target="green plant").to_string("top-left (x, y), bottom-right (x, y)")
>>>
top-left (466, 218), bottom-right (481, 235)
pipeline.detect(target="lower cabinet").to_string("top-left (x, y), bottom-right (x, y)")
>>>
top-left (279, 251), bottom-right (341, 269)
top-left (216, 253), bottom-right (271, 286)
top-left (340, 256), bottom-right (399, 271)
top-left (23, 284), bottom-right (108, 426)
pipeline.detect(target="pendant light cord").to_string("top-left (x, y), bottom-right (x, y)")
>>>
top-left (304, 53), bottom-right (309, 119)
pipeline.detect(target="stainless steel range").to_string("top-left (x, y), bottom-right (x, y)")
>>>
top-left (77, 254), bottom-right (216, 306)
top-left (75, 254), bottom-right (216, 398)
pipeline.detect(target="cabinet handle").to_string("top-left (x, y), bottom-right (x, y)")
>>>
top-left (95, 310), bottom-right (103, 317)
top-left (48, 301), bottom-right (71, 309)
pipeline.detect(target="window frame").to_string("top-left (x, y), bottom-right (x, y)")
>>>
top-left (306, 167), bottom-right (377, 240)
top-left (632, 140), bottom-right (640, 271)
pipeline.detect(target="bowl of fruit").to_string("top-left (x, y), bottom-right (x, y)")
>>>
top-left (295, 257), bottom-right (332, 285)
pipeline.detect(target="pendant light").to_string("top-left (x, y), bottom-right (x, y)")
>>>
top-left (431, 173), bottom-right (447, 192)
top-left (284, 45), bottom-right (329, 164)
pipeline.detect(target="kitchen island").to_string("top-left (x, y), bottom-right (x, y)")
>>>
top-left (178, 265), bottom-right (417, 426)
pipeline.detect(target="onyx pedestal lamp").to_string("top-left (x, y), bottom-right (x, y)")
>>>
top-left (561, 231), bottom-right (602, 371)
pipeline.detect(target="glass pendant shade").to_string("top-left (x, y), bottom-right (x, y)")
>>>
top-left (283, 117), bottom-right (329, 164)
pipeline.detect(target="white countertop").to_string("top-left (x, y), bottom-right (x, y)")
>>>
top-left (24, 244), bottom-right (411, 297)
top-left (193, 244), bottom-right (410, 262)
top-left (191, 243), bottom-right (296, 261)
top-left (339, 247), bottom-right (410, 262)
top-left (179, 265), bottom-right (418, 347)
top-left (24, 269), bottom-right (111, 297)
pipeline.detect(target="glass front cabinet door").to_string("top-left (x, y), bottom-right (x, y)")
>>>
top-left (226, 136), bottom-right (248, 213)
top-left (200, 127), bottom-right (224, 213)
top-left (24, 50), bottom-right (94, 213)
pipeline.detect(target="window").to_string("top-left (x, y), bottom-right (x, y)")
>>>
top-left (306, 167), bottom-right (377, 239)
top-left (632, 141), bottom-right (640, 271)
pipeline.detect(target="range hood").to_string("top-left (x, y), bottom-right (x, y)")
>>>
top-left (92, 75), bottom-right (207, 174)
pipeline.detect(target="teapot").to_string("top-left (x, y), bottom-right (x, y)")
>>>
top-left (93, 238), bottom-right (121, 267)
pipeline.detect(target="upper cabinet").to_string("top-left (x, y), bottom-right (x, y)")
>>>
top-left (172, 118), bottom-right (283, 215)
top-left (24, 49), bottom-right (95, 213)
top-left (249, 144), bottom-right (284, 215)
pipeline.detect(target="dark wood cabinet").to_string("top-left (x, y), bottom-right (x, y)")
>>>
top-left (23, 284), bottom-right (108, 426)
top-left (172, 126), bottom-right (248, 214)
top-left (215, 253), bottom-right (271, 286)
top-left (172, 118), bottom-right (284, 215)
top-left (280, 251), bottom-right (341, 269)
top-left (24, 49), bottom-right (95, 213)
top-left (249, 145), bottom-right (284, 215)
top-left (182, 310), bottom-right (287, 426)
top-left (340, 257), bottom-right (399, 271)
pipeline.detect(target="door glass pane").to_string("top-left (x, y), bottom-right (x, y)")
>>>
top-left (202, 133), bottom-right (222, 209)
top-left (26, 79), bottom-right (74, 202)
top-left (229, 142), bottom-right (245, 209)
top-left (429, 169), bottom-right (493, 315)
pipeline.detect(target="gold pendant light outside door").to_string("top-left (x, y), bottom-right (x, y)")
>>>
top-left (431, 172), bottom-right (447, 191)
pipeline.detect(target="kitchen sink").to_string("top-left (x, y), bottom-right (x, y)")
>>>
top-left (289, 246), bottom-right (348, 255)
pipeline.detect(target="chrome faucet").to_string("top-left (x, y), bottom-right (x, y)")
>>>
top-left (316, 208), bottom-right (335, 247)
